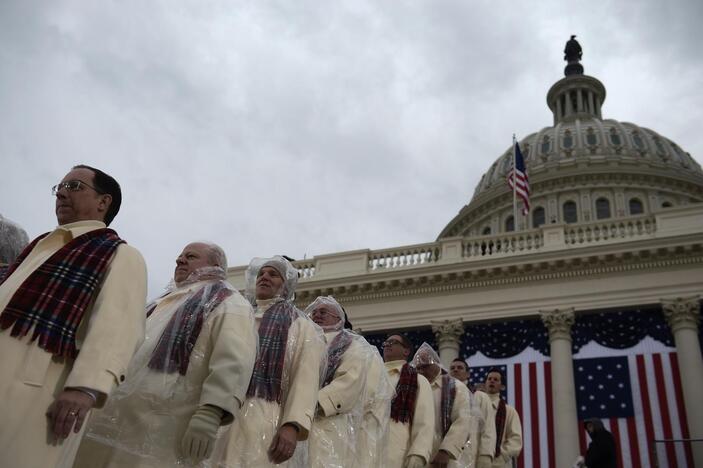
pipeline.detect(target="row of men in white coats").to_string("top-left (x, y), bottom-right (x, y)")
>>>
top-left (0, 166), bottom-right (521, 468)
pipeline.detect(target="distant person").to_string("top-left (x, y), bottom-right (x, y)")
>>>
top-left (584, 418), bottom-right (617, 468)
top-left (382, 333), bottom-right (435, 468)
top-left (474, 369), bottom-right (522, 468)
top-left (413, 343), bottom-right (472, 468)
top-left (0, 165), bottom-right (147, 467)
top-left (75, 241), bottom-right (257, 467)
top-left (449, 358), bottom-right (471, 390)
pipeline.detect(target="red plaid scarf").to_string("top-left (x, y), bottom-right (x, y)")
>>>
top-left (148, 281), bottom-right (233, 376)
top-left (495, 398), bottom-right (507, 456)
top-left (322, 330), bottom-right (353, 387)
top-left (0, 228), bottom-right (123, 358)
top-left (440, 374), bottom-right (457, 437)
top-left (246, 300), bottom-right (297, 404)
top-left (390, 363), bottom-right (419, 424)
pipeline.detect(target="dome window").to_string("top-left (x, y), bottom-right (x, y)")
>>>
top-left (563, 131), bottom-right (574, 149)
top-left (532, 207), bottom-right (546, 228)
top-left (482, 226), bottom-right (492, 236)
top-left (609, 128), bottom-right (622, 146)
top-left (632, 132), bottom-right (646, 151)
top-left (505, 216), bottom-right (515, 232)
top-left (541, 136), bottom-right (551, 155)
top-left (653, 137), bottom-right (667, 157)
top-left (563, 201), bottom-right (578, 223)
top-left (629, 198), bottom-right (644, 215)
top-left (596, 198), bottom-right (611, 220)
top-left (585, 128), bottom-right (597, 146)
top-left (662, 201), bottom-right (673, 208)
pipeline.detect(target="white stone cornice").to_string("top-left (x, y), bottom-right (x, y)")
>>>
top-left (540, 308), bottom-right (575, 341)
top-left (662, 296), bottom-right (702, 332)
top-left (431, 318), bottom-right (464, 346)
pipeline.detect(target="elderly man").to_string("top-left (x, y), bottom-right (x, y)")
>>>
top-left (474, 369), bottom-right (522, 468)
top-left (224, 256), bottom-right (325, 468)
top-left (305, 296), bottom-right (374, 468)
top-left (383, 333), bottom-right (435, 468)
top-left (0, 165), bottom-right (147, 467)
top-left (74, 241), bottom-right (257, 467)
top-left (412, 344), bottom-right (472, 468)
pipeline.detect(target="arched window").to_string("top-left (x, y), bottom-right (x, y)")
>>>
top-left (596, 198), bottom-right (611, 219)
top-left (609, 128), bottom-right (622, 146)
top-left (632, 132), bottom-right (645, 151)
top-left (505, 216), bottom-right (515, 232)
top-left (586, 128), bottom-right (597, 146)
top-left (563, 201), bottom-right (578, 223)
top-left (532, 207), bottom-right (545, 228)
top-left (563, 130), bottom-right (574, 149)
top-left (541, 136), bottom-right (551, 155)
top-left (482, 226), bottom-right (492, 236)
top-left (629, 198), bottom-right (644, 215)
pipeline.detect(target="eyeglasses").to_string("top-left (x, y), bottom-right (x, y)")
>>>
top-left (51, 180), bottom-right (102, 196)
top-left (382, 339), bottom-right (406, 348)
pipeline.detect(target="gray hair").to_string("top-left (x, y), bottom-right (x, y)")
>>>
top-left (0, 215), bottom-right (29, 264)
top-left (206, 243), bottom-right (227, 270)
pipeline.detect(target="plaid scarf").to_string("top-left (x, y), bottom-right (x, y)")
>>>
top-left (495, 398), bottom-right (507, 456)
top-left (0, 228), bottom-right (123, 359)
top-left (441, 374), bottom-right (457, 437)
top-left (148, 281), bottom-right (233, 375)
top-left (246, 300), bottom-right (297, 404)
top-left (322, 330), bottom-right (353, 387)
top-left (390, 363), bottom-right (419, 424)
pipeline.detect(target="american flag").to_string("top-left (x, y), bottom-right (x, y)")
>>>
top-left (507, 141), bottom-right (530, 215)
top-left (467, 339), bottom-right (692, 468)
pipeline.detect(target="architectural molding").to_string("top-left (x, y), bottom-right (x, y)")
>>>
top-left (662, 296), bottom-right (702, 332)
top-left (431, 318), bottom-right (464, 347)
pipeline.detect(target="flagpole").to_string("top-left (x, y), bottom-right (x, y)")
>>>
top-left (512, 134), bottom-right (518, 230)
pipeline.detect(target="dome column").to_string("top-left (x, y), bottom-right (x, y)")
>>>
top-left (540, 308), bottom-right (580, 468)
top-left (662, 296), bottom-right (703, 467)
top-left (431, 318), bottom-right (464, 368)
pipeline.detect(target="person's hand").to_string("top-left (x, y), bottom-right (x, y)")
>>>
top-left (46, 389), bottom-right (96, 440)
top-left (431, 449), bottom-right (451, 467)
top-left (268, 423), bottom-right (299, 463)
top-left (180, 405), bottom-right (223, 463)
top-left (404, 454), bottom-right (426, 468)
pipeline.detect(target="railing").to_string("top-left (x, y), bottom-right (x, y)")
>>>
top-left (651, 438), bottom-right (703, 467)
top-left (369, 244), bottom-right (441, 270)
top-left (564, 214), bottom-right (656, 245)
top-left (292, 259), bottom-right (316, 279)
top-left (463, 230), bottom-right (544, 258)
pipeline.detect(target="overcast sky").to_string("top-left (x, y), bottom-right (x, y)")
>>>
top-left (2, 0), bottom-right (702, 295)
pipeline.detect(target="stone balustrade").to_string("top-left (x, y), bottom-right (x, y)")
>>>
top-left (227, 204), bottom-right (703, 285)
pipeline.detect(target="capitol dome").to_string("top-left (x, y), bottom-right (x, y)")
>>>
top-left (439, 49), bottom-right (703, 239)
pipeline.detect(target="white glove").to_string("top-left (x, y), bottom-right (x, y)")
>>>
top-left (404, 454), bottom-right (426, 468)
top-left (181, 405), bottom-right (223, 463)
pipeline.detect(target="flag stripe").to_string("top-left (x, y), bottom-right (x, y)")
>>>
top-left (626, 415), bottom-right (642, 468)
top-left (514, 364), bottom-right (525, 468)
top-left (609, 417), bottom-right (624, 468)
top-left (529, 363), bottom-right (540, 468)
top-left (636, 355), bottom-right (657, 467)
top-left (652, 354), bottom-right (678, 467)
top-left (545, 361), bottom-right (555, 468)
top-left (628, 354), bottom-right (652, 467)
top-left (670, 353), bottom-right (694, 467)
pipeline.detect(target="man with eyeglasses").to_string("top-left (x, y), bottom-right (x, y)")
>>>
top-left (383, 334), bottom-right (435, 468)
top-left (305, 296), bottom-right (376, 468)
top-left (0, 165), bottom-right (147, 467)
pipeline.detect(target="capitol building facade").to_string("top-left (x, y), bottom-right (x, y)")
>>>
top-left (228, 47), bottom-right (703, 468)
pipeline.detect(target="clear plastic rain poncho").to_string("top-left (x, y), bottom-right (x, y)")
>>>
top-left (303, 296), bottom-right (380, 468)
top-left (81, 265), bottom-right (258, 468)
top-left (412, 343), bottom-right (475, 468)
top-left (0, 214), bottom-right (29, 265)
top-left (223, 256), bottom-right (327, 468)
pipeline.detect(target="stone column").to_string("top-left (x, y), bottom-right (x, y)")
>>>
top-left (431, 318), bottom-right (464, 368)
top-left (540, 308), bottom-right (580, 468)
top-left (662, 296), bottom-right (703, 467)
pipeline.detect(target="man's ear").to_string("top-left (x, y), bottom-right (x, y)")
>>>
top-left (98, 194), bottom-right (112, 214)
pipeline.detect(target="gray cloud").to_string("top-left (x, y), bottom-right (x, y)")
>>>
top-left (2, 0), bottom-right (701, 294)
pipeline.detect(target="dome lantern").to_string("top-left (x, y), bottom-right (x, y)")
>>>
top-left (546, 36), bottom-right (606, 125)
